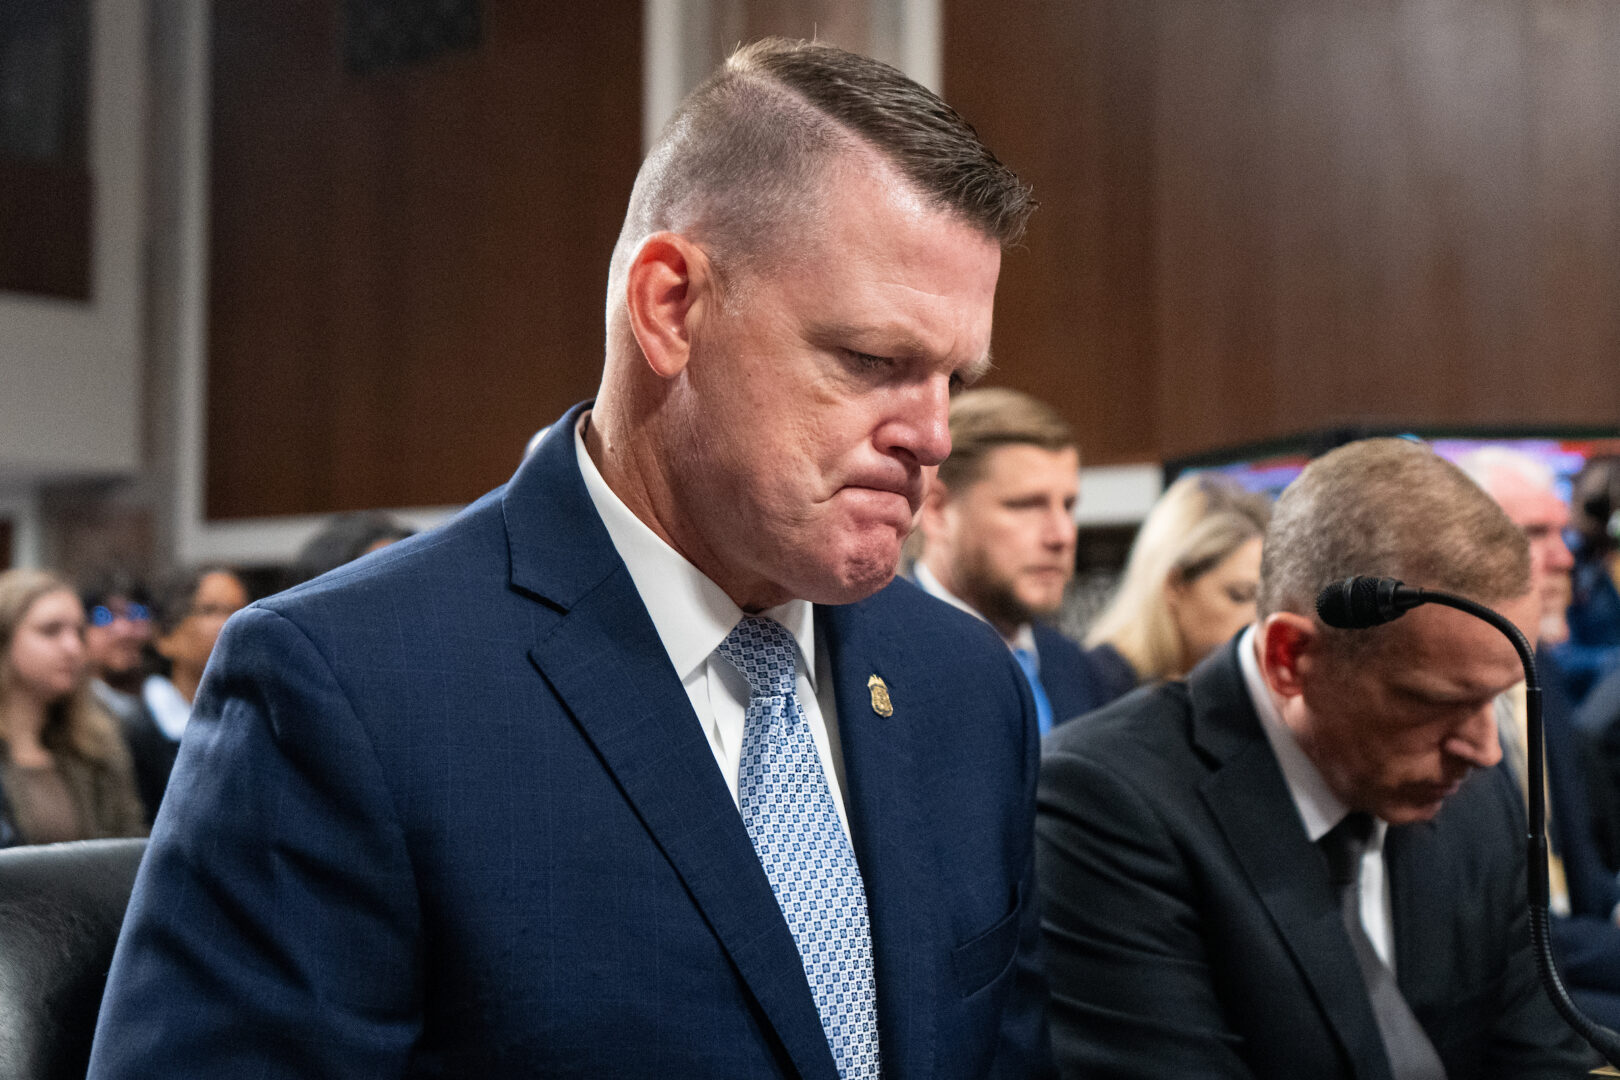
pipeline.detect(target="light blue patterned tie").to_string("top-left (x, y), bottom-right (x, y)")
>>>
top-left (718, 616), bottom-right (881, 1080)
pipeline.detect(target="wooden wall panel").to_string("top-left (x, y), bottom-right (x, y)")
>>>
top-left (944, 0), bottom-right (1161, 466)
top-left (206, 1), bottom-right (642, 519)
top-left (945, 0), bottom-right (1620, 466)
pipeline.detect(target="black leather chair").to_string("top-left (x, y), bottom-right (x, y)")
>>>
top-left (0, 839), bottom-right (146, 1080)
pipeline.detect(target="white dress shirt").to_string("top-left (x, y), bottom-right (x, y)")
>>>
top-left (1238, 625), bottom-right (1396, 969)
top-left (574, 416), bottom-right (852, 839)
top-left (912, 562), bottom-right (1036, 654)
top-left (142, 674), bottom-right (192, 744)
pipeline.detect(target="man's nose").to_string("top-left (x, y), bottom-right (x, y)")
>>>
top-left (1550, 534), bottom-right (1575, 572)
top-left (1044, 504), bottom-right (1077, 548)
top-left (1445, 702), bottom-right (1503, 769)
top-left (882, 380), bottom-right (952, 467)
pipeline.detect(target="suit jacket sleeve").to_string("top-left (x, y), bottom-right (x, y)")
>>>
top-left (1036, 744), bottom-right (1258, 1079)
top-left (87, 605), bottom-right (422, 1078)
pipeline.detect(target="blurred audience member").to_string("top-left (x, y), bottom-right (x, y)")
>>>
top-left (144, 566), bottom-right (249, 750)
top-left (79, 568), bottom-right (155, 711)
top-left (79, 568), bottom-right (171, 824)
top-left (914, 388), bottom-right (1103, 733)
top-left (0, 569), bottom-right (146, 847)
top-left (1460, 447), bottom-right (1620, 1029)
top-left (1556, 455), bottom-right (1620, 704)
top-left (287, 511), bottom-right (415, 588)
top-left (1083, 473), bottom-right (1270, 704)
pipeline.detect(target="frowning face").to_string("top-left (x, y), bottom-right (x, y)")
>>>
top-left (657, 162), bottom-right (1003, 611)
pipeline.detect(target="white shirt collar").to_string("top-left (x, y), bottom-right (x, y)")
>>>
top-left (573, 414), bottom-right (817, 687)
top-left (913, 561), bottom-right (1036, 654)
top-left (142, 675), bottom-right (192, 743)
top-left (1238, 624), bottom-right (1383, 846)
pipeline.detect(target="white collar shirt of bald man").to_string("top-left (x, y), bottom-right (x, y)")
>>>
top-left (573, 413), bottom-right (853, 839)
top-left (1239, 625), bottom-right (1396, 968)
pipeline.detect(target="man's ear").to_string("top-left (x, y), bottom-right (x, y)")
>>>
top-left (1258, 612), bottom-right (1318, 698)
top-left (624, 232), bottom-right (714, 379)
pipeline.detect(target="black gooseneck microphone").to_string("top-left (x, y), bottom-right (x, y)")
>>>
top-left (1315, 576), bottom-right (1620, 1068)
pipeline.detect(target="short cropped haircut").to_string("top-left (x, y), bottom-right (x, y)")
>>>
top-left (607, 38), bottom-right (1033, 308)
top-left (1259, 439), bottom-right (1530, 630)
top-left (937, 388), bottom-right (1075, 490)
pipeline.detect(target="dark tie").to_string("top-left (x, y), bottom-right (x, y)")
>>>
top-left (1319, 813), bottom-right (1447, 1079)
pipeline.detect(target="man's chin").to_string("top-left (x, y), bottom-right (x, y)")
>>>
top-left (797, 540), bottom-right (903, 606)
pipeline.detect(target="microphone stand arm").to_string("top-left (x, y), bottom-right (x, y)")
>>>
top-left (1416, 588), bottom-right (1620, 1067)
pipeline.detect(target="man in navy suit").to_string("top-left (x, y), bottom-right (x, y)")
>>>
top-left (88, 39), bottom-right (1050, 1079)
top-left (913, 388), bottom-right (1105, 733)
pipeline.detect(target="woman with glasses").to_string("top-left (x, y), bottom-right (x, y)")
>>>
top-left (0, 568), bottom-right (146, 847)
top-left (141, 565), bottom-right (250, 757)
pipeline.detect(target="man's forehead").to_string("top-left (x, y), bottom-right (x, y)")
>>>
top-left (1492, 474), bottom-right (1568, 525)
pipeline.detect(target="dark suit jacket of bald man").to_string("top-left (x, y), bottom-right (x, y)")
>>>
top-left (1037, 638), bottom-right (1591, 1079)
top-left (87, 402), bottom-right (1054, 1080)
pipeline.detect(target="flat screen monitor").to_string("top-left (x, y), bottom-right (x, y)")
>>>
top-left (1165, 427), bottom-right (1620, 503)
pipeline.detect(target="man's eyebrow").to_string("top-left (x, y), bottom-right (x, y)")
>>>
top-left (811, 322), bottom-right (930, 353)
top-left (961, 349), bottom-right (994, 384)
top-left (814, 322), bottom-right (989, 363)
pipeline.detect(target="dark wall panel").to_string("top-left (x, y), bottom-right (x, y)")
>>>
top-left (945, 0), bottom-right (1620, 465)
top-left (206, 0), bottom-right (642, 519)
top-left (945, 0), bottom-right (1161, 466)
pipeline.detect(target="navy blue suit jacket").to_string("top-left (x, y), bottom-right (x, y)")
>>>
top-left (88, 406), bottom-right (1053, 1079)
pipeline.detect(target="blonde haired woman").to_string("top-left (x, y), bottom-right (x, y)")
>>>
top-left (1085, 474), bottom-right (1272, 702)
top-left (0, 568), bottom-right (146, 846)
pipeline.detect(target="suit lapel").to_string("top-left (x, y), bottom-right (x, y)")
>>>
top-left (507, 408), bottom-right (839, 1080)
top-left (821, 598), bottom-right (934, 1080)
top-left (1190, 645), bottom-right (1393, 1080)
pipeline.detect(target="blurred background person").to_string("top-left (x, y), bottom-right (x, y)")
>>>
top-left (1558, 455), bottom-right (1620, 706)
top-left (142, 566), bottom-right (249, 759)
top-left (285, 511), bottom-right (415, 589)
top-left (1459, 447), bottom-right (1620, 1029)
top-left (0, 568), bottom-right (146, 847)
top-left (914, 387), bottom-right (1102, 733)
top-left (79, 567), bottom-right (170, 825)
top-left (1083, 473), bottom-right (1271, 706)
top-left (79, 568), bottom-right (155, 720)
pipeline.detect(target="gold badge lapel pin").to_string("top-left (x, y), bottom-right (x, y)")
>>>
top-left (867, 675), bottom-right (893, 717)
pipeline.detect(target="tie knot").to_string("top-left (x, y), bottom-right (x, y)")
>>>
top-left (1320, 811), bottom-right (1375, 888)
top-left (718, 616), bottom-right (799, 698)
